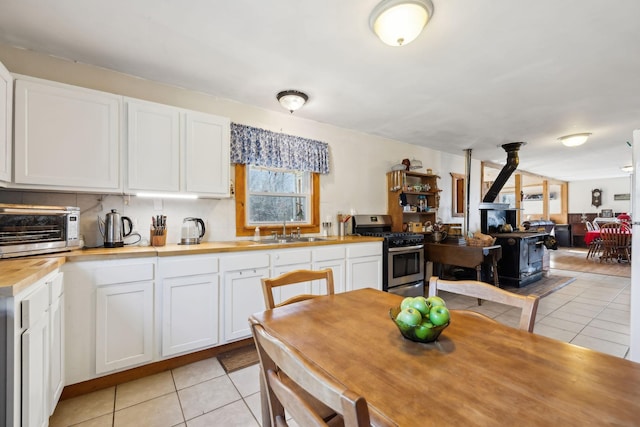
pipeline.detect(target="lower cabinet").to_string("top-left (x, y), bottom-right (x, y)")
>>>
top-left (346, 243), bottom-right (383, 291)
top-left (95, 281), bottom-right (154, 374)
top-left (271, 249), bottom-right (312, 305)
top-left (158, 255), bottom-right (219, 357)
top-left (313, 246), bottom-right (346, 294)
top-left (21, 283), bottom-right (50, 427)
top-left (2, 270), bottom-right (63, 427)
top-left (221, 252), bottom-right (270, 342)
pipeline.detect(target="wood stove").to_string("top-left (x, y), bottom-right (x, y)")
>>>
top-left (479, 142), bottom-right (547, 287)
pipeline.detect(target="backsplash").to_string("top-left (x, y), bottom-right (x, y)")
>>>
top-left (0, 190), bottom-right (236, 248)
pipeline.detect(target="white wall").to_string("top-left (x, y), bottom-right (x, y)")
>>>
top-left (0, 43), bottom-right (481, 246)
top-left (569, 177), bottom-right (632, 215)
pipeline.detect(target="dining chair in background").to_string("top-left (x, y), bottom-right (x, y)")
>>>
top-left (251, 321), bottom-right (371, 427)
top-left (428, 276), bottom-right (540, 332)
top-left (261, 268), bottom-right (335, 310)
top-left (600, 222), bottom-right (632, 263)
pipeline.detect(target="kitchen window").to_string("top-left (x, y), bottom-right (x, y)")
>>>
top-left (235, 164), bottom-right (320, 236)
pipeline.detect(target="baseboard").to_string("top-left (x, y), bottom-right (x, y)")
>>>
top-left (60, 338), bottom-right (253, 400)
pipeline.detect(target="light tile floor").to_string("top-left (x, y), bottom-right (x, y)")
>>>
top-left (50, 268), bottom-right (631, 426)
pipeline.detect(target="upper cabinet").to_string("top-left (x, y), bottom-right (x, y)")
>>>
top-left (13, 76), bottom-right (122, 192)
top-left (126, 99), bottom-right (181, 193)
top-left (0, 60), bottom-right (12, 185)
top-left (387, 170), bottom-right (441, 232)
top-left (125, 99), bottom-right (230, 198)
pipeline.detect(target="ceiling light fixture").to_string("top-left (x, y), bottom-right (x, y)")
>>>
top-left (621, 165), bottom-right (633, 173)
top-left (558, 132), bottom-right (592, 147)
top-left (276, 90), bottom-right (308, 113)
top-left (369, 0), bottom-right (434, 46)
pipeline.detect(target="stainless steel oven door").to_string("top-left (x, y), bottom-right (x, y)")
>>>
top-left (387, 244), bottom-right (425, 289)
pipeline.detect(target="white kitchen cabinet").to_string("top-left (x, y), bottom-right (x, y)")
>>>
top-left (48, 273), bottom-right (65, 415)
top-left (124, 98), bottom-right (230, 197)
top-left (13, 75), bottom-right (121, 192)
top-left (183, 110), bottom-right (230, 197)
top-left (271, 249), bottom-right (313, 305)
top-left (221, 252), bottom-right (270, 342)
top-left (158, 255), bottom-right (219, 357)
top-left (125, 98), bottom-right (181, 193)
top-left (346, 243), bottom-right (383, 291)
top-left (313, 246), bottom-right (346, 294)
top-left (95, 276), bottom-right (154, 374)
top-left (0, 60), bottom-right (12, 185)
top-left (2, 270), bottom-right (62, 427)
top-left (21, 281), bottom-right (50, 427)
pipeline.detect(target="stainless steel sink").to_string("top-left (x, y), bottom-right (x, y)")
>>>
top-left (253, 237), bottom-right (329, 245)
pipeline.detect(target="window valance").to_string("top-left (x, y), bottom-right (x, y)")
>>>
top-left (230, 123), bottom-right (330, 174)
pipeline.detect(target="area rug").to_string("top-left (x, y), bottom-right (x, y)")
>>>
top-left (503, 275), bottom-right (576, 298)
top-left (218, 343), bottom-right (259, 373)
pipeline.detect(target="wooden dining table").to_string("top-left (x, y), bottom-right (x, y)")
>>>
top-left (250, 288), bottom-right (640, 426)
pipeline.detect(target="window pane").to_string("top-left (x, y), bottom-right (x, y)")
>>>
top-left (247, 166), bottom-right (310, 225)
top-left (249, 195), bottom-right (307, 223)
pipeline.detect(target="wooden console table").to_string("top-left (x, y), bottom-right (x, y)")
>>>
top-left (425, 242), bottom-right (502, 287)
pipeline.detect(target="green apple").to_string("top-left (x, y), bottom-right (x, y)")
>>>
top-left (414, 320), bottom-right (438, 341)
top-left (395, 307), bottom-right (422, 327)
top-left (408, 296), bottom-right (430, 317)
top-left (429, 305), bottom-right (450, 326)
top-left (400, 297), bottom-right (414, 311)
top-left (426, 295), bottom-right (446, 308)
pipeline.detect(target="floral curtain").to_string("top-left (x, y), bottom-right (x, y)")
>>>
top-left (230, 123), bottom-right (330, 174)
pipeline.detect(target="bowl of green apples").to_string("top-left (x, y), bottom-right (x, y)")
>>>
top-left (389, 296), bottom-right (450, 343)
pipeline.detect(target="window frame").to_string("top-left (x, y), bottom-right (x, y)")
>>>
top-left (235, 164), bottom-right (320, 237)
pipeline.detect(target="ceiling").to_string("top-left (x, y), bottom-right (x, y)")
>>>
top-left (0, 0), bottom-right (637, 182)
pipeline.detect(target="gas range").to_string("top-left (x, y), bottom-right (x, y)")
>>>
top-left (360, 231), bottom-right (424, 248)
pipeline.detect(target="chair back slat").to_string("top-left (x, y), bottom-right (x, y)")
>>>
top-left (261, 269), bottom-right (335, 310)
top-left (428, 277), bottom-right (539, 332)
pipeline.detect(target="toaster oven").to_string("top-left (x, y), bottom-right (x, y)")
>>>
top-left (0, 204), bottom-right (80, 258)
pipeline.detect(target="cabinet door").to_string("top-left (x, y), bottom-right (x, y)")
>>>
top-left (22, 311), bottom-right (49, 427)
top-left (183, 111), bottom-right (230, 197)
top-left (161, 274), bottom-right (219, 356)
top-left (222, 267), bottom-right (269, 342)
top-left (96, 281), bottom-right (154, 374)
top-left (313, 259), bottom-right (346, 294)
top-left (126, 99), bottom-right (181, 192)
top-left (271, 262), bottom-right (313, 305)
top-left (49, 272), bottom-right (64, 414)
top-left (346, 256), bottom-right (383, 291)
top-left (13, 77), bottom-right (121, 191)
top-left (0, 60), bottom-right (12, 184)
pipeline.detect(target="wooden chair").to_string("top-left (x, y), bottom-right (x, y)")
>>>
top-left (261, 268), bottom-right (335, 310)
top-left (586, 235), bottom-right (603, 259)
top-left (428, 276), bottom-right (540, 332)
top-left (251, 321), bottom-right (371, 427)
top-left (600, 222), bottom-right (632, 263)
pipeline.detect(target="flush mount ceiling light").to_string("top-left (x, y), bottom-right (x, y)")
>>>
top-left (621, 165), bottom-right (633, 173)
top-left (558, 132), bottom-right (592, 147)
top-left (369, 0), bottom-right (434, 46)
top-left (277, 90), bottom-right (308, 113)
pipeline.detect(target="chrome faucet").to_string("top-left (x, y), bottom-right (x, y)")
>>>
top-left (282, 219), bottom-right (287, 239)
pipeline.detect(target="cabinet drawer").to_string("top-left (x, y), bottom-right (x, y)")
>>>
top-left (347, 243), bottom-right (381, 258)
top-left (159, 255), bottom-right (219, 277)
top-left (220, 253), bottom-right (269, 271)
top-left (95, 262), bottom-right (154, 286)
top-left (21, 283), bottom-right (49, 329)
top-left (271, 249), bottom-right (312, 267)
top-left (314, 246), bottom-right (346, 262)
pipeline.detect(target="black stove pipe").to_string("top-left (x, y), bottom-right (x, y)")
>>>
top-left (482, 142), bottom-right (524, 203)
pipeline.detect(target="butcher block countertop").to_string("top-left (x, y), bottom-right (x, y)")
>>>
top-left (0, 257), bottom-right (65, 297)
top-left (1, 236), bottom-right (382, 296)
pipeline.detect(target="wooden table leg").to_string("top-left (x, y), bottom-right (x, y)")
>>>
top-left (492, 256), bottom-right (500, 288)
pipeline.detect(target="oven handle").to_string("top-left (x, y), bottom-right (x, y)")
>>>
top-left (388, 244), bottom-right (425, 253)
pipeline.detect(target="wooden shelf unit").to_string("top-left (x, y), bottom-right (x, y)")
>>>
top-left (387, 171), bottom-right (440, 232)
